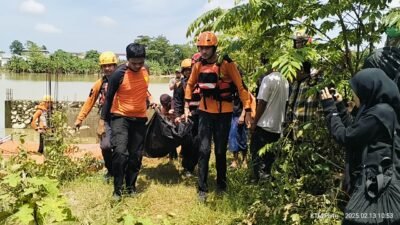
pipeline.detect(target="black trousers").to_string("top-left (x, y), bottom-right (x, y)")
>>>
top-left (181, 114), bottom-right (199, 172)
top-left (38, 133), bottom-right (45, 153)
top-left (250, 127), bottom-right (280, 180)
top-left (100, 121), bottom-right (113, 175)
top-left (110, 116), bottom-right (146, 195)
top-left (198, 111), bottom-right (232, 192)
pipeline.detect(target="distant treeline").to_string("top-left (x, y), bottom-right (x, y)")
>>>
top-left (6, 36), bottom-right (197, 75)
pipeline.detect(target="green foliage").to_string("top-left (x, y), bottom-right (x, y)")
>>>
top-left (383, 7), bottom-right (400, 47)
top-left (188, 0), bottom-right (393, 86)
top-left (146, 60), bottom-right (165, 76)
top-left (134, 35), bottom-right (197, 75)
top-left (383, 7), bottom-right (400, 28)
top-left (0, 171), bottom-right (75, 224)
top-left (85, 49), bottom-right (100, 62)
top-left (7, 56), bottom-right (30, 73)
top-left (118, 212), bottom-right (155, 225)
top-left (0, 109), bottom-right (101, 224)
top-left (9, 40), bottom-right (24, 55)
top-left (220, 120), bottom-right (345, 224)
top-left (41, 110), bottom-right (102, 182)
top-left (7, 40), bottom-right (100, 74)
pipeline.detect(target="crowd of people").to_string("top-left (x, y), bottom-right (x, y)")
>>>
top-left (30, 28), bottom-right (400, 222)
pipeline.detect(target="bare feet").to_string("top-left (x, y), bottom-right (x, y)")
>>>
top-left (229, 160), bottom-right (238, 169)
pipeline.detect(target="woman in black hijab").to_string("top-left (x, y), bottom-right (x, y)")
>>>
top-left (321, 68), bottom-right (400, 195)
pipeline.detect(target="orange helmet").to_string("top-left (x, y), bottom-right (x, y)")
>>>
top-left (181, 59), bottom-right (192, 68)
top-left (196, 32), bottom-right (218, 47)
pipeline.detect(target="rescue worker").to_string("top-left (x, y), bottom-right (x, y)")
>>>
top-left (174, 58), bottom-right (200, 177)
top-left (74, 51), bottom-right (118, 181)
top-left (286, 30), bottom-right (321, 139)
top-left (31, 95), bottom-right (53, 154)
top-left (292, 29), bottom-right (312, 49)
top-left (169, 68), bottom-right (182, 91)
top-left (184, 32), bottom-right (252, 202)
top-left (101, 43), bottom-right (156, 201)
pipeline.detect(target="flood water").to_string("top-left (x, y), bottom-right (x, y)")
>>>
top-left (0, 72), bottom-right (172, 140)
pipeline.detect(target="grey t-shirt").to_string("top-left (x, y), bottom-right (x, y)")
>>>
top-left (257, 72), bottom-right (289, 133)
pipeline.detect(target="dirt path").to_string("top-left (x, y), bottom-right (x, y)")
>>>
top-left (0, 140), bottom-right (103, 163)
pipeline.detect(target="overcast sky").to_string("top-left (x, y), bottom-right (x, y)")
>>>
top-left (0, 0), bottom-right (236, 54)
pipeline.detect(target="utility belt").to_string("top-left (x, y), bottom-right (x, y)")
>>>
top-left (199, 81), bottom-right (236, 111)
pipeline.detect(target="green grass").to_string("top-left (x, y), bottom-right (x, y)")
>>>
top-left (61, 156), bottom-right (249, 225)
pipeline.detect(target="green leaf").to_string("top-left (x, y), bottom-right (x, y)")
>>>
top-left (271, 60), bottom-right (280, 69)
top-left (123, 214), bottom-right (136, 225)
top-left (291, 213), bottom-right (301, 224)
top-left (291, 61), bottom-right (302, 70)
top-left (2, 173), bottom-right (21, 188)
top-left (37, 196), bottom-right (72, 222)
top-left (22, 187), bottom-right (39, 197)
top-left (11, 204), bottom-right (34, 225)
top-left (29, 177), bottom-right (59, 197)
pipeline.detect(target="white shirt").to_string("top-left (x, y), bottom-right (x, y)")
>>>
top-left (257, 72), bottom-right (289, 133)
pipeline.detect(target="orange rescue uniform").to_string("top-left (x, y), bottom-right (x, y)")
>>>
top-left (185, 60), bottom-right (250, 113)
top-left (31, 102), bottom-right (49, 130)
top-left (75, 78), bottom-right (104, 123)
top-left (101, 64), bottom-right (149, 120)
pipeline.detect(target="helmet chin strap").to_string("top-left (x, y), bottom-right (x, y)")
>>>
top-left (212, 46), bottom-right (217, 56)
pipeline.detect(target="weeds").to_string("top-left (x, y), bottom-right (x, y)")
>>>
top-left (0, 110), bottom-right (101, 224)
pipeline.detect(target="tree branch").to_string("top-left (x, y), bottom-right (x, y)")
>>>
top-left (337, 12), bottom-right (354, 76)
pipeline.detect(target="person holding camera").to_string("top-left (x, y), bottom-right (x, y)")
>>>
top-left (320, 68), bottom-right (400, 195)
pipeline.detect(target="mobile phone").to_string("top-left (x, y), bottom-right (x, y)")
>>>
top-left (329, 88), bottom-right (337, 101)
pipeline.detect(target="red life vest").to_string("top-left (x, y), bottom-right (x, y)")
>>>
top-left (98, 78), bottom-right (108, 107)
top-left (197, 62), bottom-right (235, 102)
top-left (189, 84), bottom-right (201, 107)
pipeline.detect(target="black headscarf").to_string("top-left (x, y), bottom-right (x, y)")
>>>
top-left (350, 68), bottom-right (400, 132)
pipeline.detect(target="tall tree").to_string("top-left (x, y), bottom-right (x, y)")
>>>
top-left (9, 40), bottom-right (24, 55)
top-left (85, 50), bottom-right (100, 62)
top-left (134, 35), bottom-right (197, 74)
top-left (25, 40), bottom-right (38, 50)
top-left (383, 7), bottom-right (400, 47)
top-left (187, 0), bottom-right (392, 79)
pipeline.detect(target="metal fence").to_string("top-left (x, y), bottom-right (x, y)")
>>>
top-left (6, 88), bottom-right (13, 101)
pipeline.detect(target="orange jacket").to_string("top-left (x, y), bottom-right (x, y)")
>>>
top-left (249, 91), bottom-right (257, 119)
top-left (185, 60), bottom-right (250, 113)
top-left (75, 78), bottom-right (103, 123)
top-left (31, 102), bottom-right (49, 130)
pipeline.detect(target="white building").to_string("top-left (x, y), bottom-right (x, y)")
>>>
top-left (0, 51), bottom-right (11, 67)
